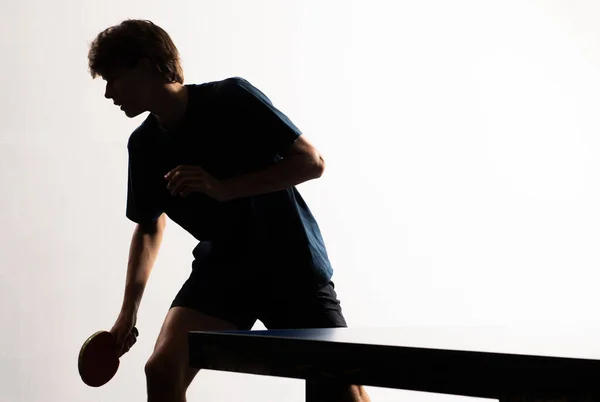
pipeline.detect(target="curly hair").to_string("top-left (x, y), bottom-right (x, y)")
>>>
top-left (87, 19), bottom-right (184, 83)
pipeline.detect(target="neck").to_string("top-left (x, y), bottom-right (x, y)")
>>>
top-left (151, 83), bottom-right (189, 128)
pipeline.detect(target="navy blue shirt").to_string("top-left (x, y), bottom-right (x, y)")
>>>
top-left (125, 77), bottom-right (333, 287)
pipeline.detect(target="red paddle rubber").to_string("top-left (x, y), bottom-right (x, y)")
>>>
top-left (78, 331), bottom-right (120, 387)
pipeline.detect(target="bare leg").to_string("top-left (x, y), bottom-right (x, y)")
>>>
top-left (348, 385), bottom-right (371, 402)
top-left (144, 306), bottom-right (238, 402)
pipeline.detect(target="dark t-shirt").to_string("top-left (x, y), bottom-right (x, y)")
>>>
top-left (125, 77), bottom-right (333, 288)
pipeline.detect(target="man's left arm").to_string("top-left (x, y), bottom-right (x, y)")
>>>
top-left (165, 78), bottom-right (326, 201)
top-left (222, 135), bottom-right (325, 200)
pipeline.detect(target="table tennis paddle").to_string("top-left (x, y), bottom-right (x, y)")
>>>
top-left (78, 327), bottom-right (138, 387)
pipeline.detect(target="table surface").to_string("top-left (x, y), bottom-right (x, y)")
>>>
top-left (194, 326), bottom-right (600, 361)
top-left (188, 326), bottom-right (600, 399)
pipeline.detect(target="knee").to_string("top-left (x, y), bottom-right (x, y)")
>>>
top-left (144, 353), bottom-right (183, 385)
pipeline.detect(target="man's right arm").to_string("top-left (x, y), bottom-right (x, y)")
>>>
top-left (118, 213), bottom-right (167, 319)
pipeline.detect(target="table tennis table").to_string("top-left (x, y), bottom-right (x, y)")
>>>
top-left (188, 326), bottom-right (600, 401)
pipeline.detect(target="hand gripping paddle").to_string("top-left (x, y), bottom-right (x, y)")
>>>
top-left (78, 327), bottom-right (138, 387)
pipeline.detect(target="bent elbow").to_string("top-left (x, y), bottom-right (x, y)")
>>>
top-left (313, 153), bottom-right (325, 178)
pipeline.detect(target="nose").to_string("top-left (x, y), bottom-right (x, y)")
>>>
top-left (104, 82), bottom-right (113, 100)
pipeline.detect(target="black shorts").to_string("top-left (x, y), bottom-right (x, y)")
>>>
top-left (170, 254), bottom-right (348, 330)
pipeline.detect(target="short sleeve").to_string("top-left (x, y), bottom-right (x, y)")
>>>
top-left (223, 77), bottom-right (302, 157)
top-left (125, 140), bottom-right (164, 224)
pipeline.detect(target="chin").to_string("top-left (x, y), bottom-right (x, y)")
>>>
top-left (123, 108), bottom-right (143, 118)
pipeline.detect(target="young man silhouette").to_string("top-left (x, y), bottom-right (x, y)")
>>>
top-left (88, 18), bottom-right (370, 402)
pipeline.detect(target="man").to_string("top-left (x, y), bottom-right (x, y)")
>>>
top-left (87, 19), bottom-right (370, 402)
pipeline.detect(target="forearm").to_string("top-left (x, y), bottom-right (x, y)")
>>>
top-left (120, 218), bottom-right (165, 315)
top-left (224, 152), bottom-right (325, 200)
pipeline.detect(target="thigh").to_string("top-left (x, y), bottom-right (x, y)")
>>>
top-left (258, 280), bottom-right (348, 330)
top-left (151, 260), bottom-right (258, 387)
top-left (147, 306), bottom-right (240, 388)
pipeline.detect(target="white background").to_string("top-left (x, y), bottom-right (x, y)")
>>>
top-left (2, 0), bottom-right (600, 401)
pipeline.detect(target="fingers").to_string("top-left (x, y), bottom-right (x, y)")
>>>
top-left (165, 165), bottom-right (184, 179)
top-left (164, 165), bottom-right (218, 198)
top-left (167, 174), bottom-right (206, 196)
top-left (164, 165), bottom-right (205, 180)
top-left (118, 327), bottom-right (139, 357)
top-left (169, 176), bottom-right (191, 196)
top-left (122, 335), bottom-right (136, 354)
top-left (179, 185), bottom-right (195, 197)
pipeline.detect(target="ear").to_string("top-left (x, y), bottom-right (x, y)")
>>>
top-left (135, 57), bottom-right (153, 72)
top-left (135, 57), bottom-right (165, 81)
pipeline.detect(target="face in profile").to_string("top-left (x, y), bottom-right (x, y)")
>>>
top-left (102, 60), bottom-right (154, 118)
